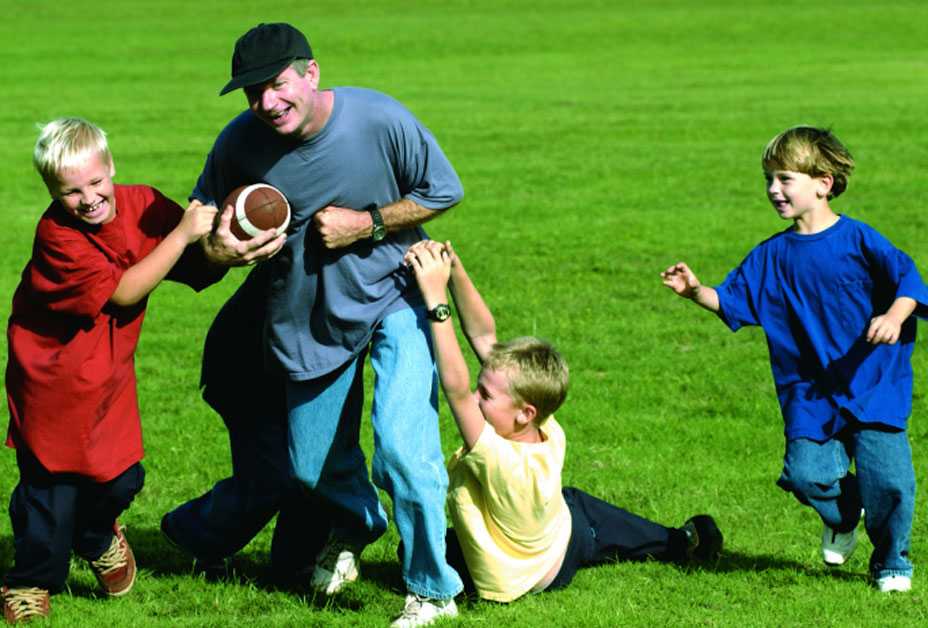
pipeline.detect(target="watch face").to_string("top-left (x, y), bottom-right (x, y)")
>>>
top-left (430, 304), bottom-right (451, 321)
top-left (372, 224), bottom-right (387, 241)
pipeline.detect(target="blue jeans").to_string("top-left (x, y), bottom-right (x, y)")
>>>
top-left (287, 306), bottom-right (463, 599)
top-left (777, 426), bottom-right (915, 579)
top-left (162, 269), bottom-right (328, 572)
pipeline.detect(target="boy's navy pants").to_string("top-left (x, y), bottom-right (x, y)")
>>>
top-left (4, 449), bottom-right (143, 592)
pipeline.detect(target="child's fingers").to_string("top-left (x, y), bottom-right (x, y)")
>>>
top-left (215, 205), bottom-right (234, 232)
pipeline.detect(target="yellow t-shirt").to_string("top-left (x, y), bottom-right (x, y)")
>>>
top-left (446, 417), bottom-right (572, 602)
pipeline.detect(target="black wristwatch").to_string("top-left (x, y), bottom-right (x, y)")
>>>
top-left (427, 304), bottom-right (452, 322)
top-left (369, 207), bottom-right (386, 242)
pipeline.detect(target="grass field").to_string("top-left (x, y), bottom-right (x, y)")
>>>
top-left (2, 0), bottom-right (928, 625)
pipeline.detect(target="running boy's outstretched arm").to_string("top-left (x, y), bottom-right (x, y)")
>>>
top-left (661, 262), bottom-right (720, 313)
top-left (406, 240), bottom-right (487, 450)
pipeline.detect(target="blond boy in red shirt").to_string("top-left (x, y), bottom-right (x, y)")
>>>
top-left (2, 118), bottom-right (219, 623)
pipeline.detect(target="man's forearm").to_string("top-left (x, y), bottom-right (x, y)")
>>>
top-left (378, 198), bottom-right (444, 232)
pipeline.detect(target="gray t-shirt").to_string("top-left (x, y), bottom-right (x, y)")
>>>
top-left (193, 87), bottom-right (463, 379)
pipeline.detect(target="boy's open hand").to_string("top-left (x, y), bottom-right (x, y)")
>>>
top-left (661, 262), bottom-right (702, 299)
top-left (405, 240), bottom-right (452, 306)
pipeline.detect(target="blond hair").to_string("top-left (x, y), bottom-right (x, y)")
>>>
top-left (483, 336), bottom-right (569, 423)
top-left (761, 126), bottom-right (855, 199)
top-left (33, 117), bottom-right (113, 188)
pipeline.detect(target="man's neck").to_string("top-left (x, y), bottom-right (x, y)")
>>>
top-left (300, 89), bottom-right (335, 141)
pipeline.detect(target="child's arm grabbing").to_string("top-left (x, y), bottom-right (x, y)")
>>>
top-left (110, 200), bottom-right (217, 306)
top-left (406, 240), bottom-right (485, 450)
top-left (444, 241), bottom-right (497, 362)
top-left (660, 262), bottom-right (720, 313)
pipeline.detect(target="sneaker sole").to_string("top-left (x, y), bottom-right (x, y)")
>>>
top-left (311, 569), bottom-right (359, 595)
top-left (878, 577), bottom-right (912, 593)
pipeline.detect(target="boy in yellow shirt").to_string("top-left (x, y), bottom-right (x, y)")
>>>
top-left (405, 240), bottom-right (722, 604)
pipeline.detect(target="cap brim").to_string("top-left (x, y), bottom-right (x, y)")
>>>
top-left (219, 58), bottom-right (293, 96)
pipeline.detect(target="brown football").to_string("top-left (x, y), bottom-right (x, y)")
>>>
top-left (222, 183), bottom-right (291, 241)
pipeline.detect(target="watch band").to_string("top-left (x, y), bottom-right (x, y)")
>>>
top-left (369, 207), bottom-right (386, 242)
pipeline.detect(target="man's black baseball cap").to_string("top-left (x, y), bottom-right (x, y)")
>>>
top-left (220, 23), bottom-right (313, 96)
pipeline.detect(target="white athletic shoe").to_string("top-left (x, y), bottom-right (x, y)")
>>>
top-left (310, 536), bottom-right (360, 595)
top-left (390, 594), bottom-right (458, 627)
top-left (821, 524), bottom-right (857, 566)
top-left (876, 575), bottom-right (912, 593)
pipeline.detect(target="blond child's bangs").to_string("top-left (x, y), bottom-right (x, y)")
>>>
top-left (484, 337), bottom-right (569, 423)
top-left (34, 118), bottom-right (113, 187)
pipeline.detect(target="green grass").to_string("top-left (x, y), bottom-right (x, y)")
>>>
top-left (2, 0), bottom-right (928, 625)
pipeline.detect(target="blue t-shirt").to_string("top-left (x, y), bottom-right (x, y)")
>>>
top-left (192, 87), bottom-right (463, 379)
top-left (715, 216), bottom-right (928, 440)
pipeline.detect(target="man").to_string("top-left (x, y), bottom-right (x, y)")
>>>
top-left (161, 22), bottom-right (463, 627)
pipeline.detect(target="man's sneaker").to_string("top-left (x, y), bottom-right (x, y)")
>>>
top-left (876, 574), bottom-right (912, 593)
top-left (2, 586), bottom-right (50, 623)
top-left (310, 536), bottom-right (359, 595)
top-left (390, 594), bottom-right (458, 628)
top-left (88, 523), bottom-right (136, 596)
top-left (821, 524), bottom-right (857, 566)
top-left (682, 514), bottom-right (723, 562)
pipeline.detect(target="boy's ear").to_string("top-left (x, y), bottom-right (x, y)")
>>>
top-left (816, 174), bottom-right (833, 198)
top-left (516, 403), bottom-right (537, 426)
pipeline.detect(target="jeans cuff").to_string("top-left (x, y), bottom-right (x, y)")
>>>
top-left (404, 579), bottom-right (463, 601)
top-left (872, 567), bottom-right (914, 580)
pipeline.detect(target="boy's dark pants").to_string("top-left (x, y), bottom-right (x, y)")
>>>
top-left (4, 449), bottom-right (144, 592)
top-left (446, 487), bottom-right (689, 594)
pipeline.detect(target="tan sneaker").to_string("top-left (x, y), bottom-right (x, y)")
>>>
top-left (88, 522), bottom-right (137, 596)
top-left (1, 586), bottom-right (50, 623)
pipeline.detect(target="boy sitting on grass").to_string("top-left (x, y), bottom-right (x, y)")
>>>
top-left (1, 117), bottom-right (219, 623)
top-left (405, 240), bottom-right (722, 605)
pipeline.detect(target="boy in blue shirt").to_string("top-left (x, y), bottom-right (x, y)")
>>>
top-left (661, 126), bottom-right (928, 593)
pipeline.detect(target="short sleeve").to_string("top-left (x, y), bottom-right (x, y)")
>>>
top-left (390, 110), bottom-right (463, 210)
top-left (190, 112), bottom-right (253, 207)
top-left (715, 256), bottom-right (762, 331)
top-left (28, 219), bottom-right (122, 319)
top-left (860, 226), bottom-right (928, 319)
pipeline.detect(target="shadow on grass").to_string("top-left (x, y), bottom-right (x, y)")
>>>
top-left (689, 549), bottom-right (869, 584)
top-left (120, 525), bottom-right (406, 609)
top-left (0, 525), bottom-right (407, 607)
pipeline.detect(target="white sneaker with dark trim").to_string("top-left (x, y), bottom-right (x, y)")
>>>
top-left (310, 537), bottom-right (359, 595)
top-left (821, 524), bottom-right (857, 566)
top-left (390, 594), bottom-right (458, 627)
